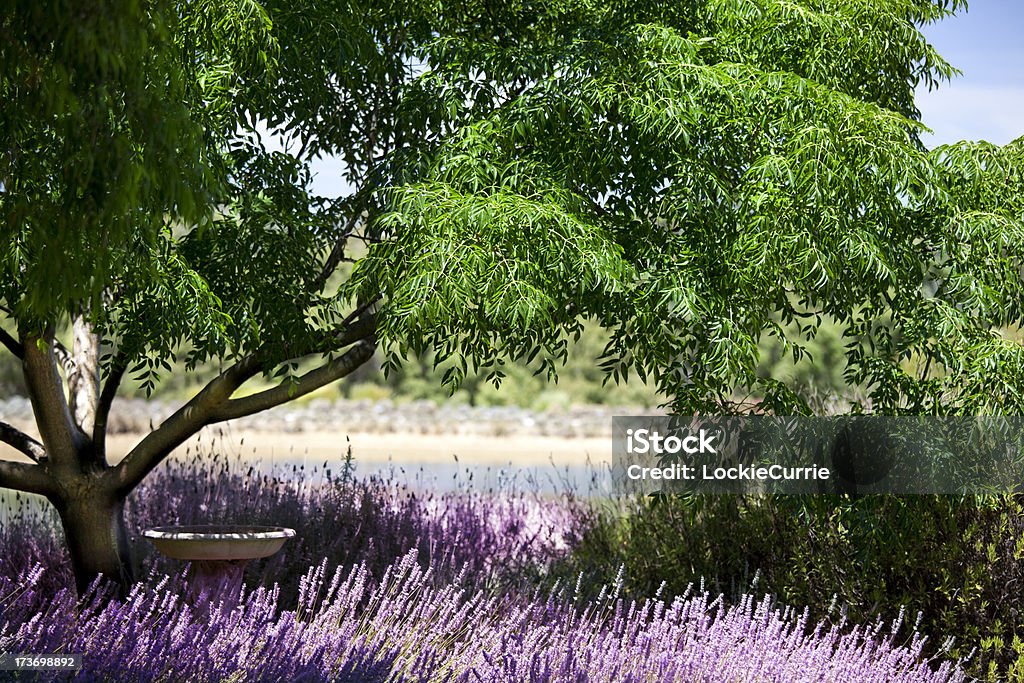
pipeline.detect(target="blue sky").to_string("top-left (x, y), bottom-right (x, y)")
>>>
top-left (917, 2), bottom-right (1024, 147)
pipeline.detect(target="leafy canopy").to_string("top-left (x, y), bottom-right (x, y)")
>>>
top-left (4, 0), bottom-right (1023, 415)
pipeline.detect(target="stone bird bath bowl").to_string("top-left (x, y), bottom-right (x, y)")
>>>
top-left (143, 525), bottom-right (295, 602)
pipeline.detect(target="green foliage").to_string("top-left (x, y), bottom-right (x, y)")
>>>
top-left (103, 321), bottom-right (662, 408)
top-left (347, 0), bottom-right (1022, 415)
top-left (562, 494), bottom-right (1024, 681)
top-left (849, 139), bottom-right (1024, 415)
top-left (341, 323), bottom-right (662, 408)
top-left (2, 0), bottom-right (1021, 416)
top-left (0, 0), bottom-right (274, 319)
top-left (757, 316), bottom-right (851, 401)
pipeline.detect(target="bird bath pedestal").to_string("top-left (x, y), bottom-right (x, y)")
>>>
top-left (143, 525), bottom-right (295, 603)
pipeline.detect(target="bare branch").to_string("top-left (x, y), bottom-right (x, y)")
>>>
top-left (104, 356), bottom-right (259, 496)
top-left (213, 338), bottom-right (375, 422)
top-left (21, 327), bottom-right (86, 464)
top-left (105, 311), bottom-right (377, 495)
top-left (52, 339), bottom-right (76, 378)
top-left (92, 357), bottom-right (128, 458)
top-left (351, 233), bottom-right (384, 245)
top-left (310, 211), bottom-right (362, 296)
top-left (0, 327), bottom-right (23, 359)
top-left (0, 459), bottom-right (54, 497)
top-left (0, 422), bottom-right (46, 463)
top-left (320, 303), bottom-right (378, 352)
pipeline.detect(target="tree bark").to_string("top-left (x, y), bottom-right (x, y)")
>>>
top-left (50, 481), bottom-right (134, 596)
top-left (21, 326), bottom-right (86, 471)
top-left (68, 316), bottom-right (101, 439)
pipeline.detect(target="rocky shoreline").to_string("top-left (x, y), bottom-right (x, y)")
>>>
top-left (0, 397), bottom-right (663, 439)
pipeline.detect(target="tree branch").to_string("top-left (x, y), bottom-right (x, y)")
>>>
top-left (104, 357), bottom-right (259, 496)
top-left (0, 459), bottom-right (55, 497)
top-left (52, 339), bottom-right (76, 378)
top-left (0, 327), bottom-right (23, 359)
top-left (0, 422), bottom-right (46, 463)
top-left (21, 327), bottom-right (86, 465)
top-left (213, 338), bottom-right (376, 422)
top-left (105, 312), bottom-right (377, 495)
top-left (320, 303), bottom-right (378, 351)
top-left (309, 211), bottom-right (362, 296)
top-left (93, 357), bottom-right (128, 459)
top-left (68, 315), bottom-right (100, 436)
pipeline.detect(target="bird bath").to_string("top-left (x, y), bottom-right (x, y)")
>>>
top-left (143, 525), bottom-right (295, 602)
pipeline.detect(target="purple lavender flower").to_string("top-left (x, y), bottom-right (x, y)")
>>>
top-left (1, 452), bottom-right (966, 682)
top-left (1, 552), bottom-right (965, 683)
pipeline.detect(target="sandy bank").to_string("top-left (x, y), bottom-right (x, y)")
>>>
top-left (1, 427), bottom-right (611, 469)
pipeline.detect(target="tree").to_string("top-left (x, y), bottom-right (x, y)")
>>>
top-left (2, 0), bottom-right (1022, 595)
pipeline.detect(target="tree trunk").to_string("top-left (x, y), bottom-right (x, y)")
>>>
top-left (51, 485), bottom-right (134, 597)
top-left (2, 319), bottom-right (376, 599)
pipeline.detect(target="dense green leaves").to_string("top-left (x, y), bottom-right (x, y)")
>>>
top-left (349, 0), bottom-right (1017, 414)
top-left (847, 139), bottom-right (1024, 414)
top-left (2, 0), bottom-right (1021, 415)
top-left (1, 0), bottom-right (213, 318)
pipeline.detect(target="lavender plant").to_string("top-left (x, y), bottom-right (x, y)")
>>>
top-left (1, 450), bottom-right (969, 681)
top-left (1, 551), bottom-right (966, 683)
top-left (2, 446), bottom-right (591, 604)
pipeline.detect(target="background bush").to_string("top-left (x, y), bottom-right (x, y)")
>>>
top-left (0, 320), bottom-right (855, 410)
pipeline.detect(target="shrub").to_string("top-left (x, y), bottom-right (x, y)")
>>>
top-left (562, 494), bottom-right (1024, 681)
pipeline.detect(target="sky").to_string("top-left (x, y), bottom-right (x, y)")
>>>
top-left (917, 1), bottom-right (1024, 147)
top-left (306, 3), bottom-right (1023, 197)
